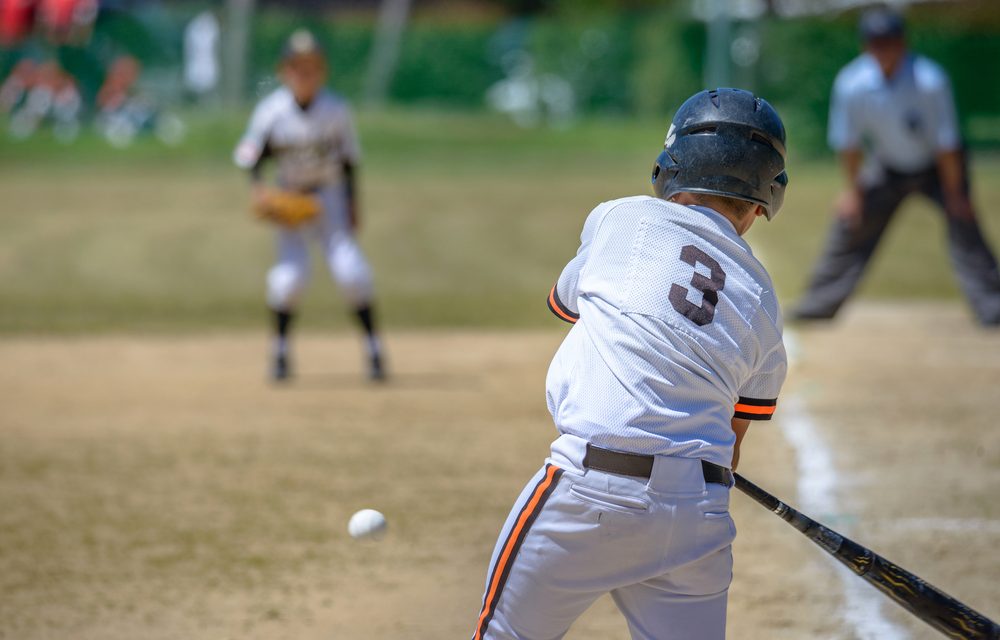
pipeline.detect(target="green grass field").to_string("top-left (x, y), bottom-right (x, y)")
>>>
top-left (3, 109), bottom-right (999, 333)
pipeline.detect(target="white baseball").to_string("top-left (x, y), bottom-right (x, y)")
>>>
top-left (348, 509), bottom-right (387, 541)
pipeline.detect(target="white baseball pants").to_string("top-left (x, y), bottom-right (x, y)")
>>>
top-left (473, 433), bottom-right (735, 640)
top-left (266, 186), bottom-right (374, 310)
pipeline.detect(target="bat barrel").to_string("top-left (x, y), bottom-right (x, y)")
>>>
top-left (733, 473), bottom-right (1000, 640)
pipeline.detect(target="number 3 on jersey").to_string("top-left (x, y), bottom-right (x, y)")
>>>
top-left (669, 245), bottom-right (727, 326)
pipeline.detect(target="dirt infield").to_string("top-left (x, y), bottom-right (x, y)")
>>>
top-left (1, 304), bottom-right (998, 639)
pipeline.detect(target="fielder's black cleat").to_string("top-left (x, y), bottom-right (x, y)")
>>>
top-left (272, 353), bottom-right (291, 382)
top-left (368, 352), bottom-right (386, 382)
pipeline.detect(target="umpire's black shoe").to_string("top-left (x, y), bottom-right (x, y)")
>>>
top-left (272, 353), bottom-right (291, 382)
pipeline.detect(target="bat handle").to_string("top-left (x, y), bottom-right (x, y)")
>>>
top-left (734, 472), bottom-right (781, 513)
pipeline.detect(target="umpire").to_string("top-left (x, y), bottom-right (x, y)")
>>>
top-left (792, 8), bottom-right (1000, 326)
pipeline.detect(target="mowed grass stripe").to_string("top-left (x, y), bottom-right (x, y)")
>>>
top-left (2, 110), bottom-right (999, 333)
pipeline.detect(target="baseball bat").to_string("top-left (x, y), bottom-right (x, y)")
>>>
top-left (734, 473), bottom-right (1000, 640)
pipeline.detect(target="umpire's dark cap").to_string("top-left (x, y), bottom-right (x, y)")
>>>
top-left (859, 8), bottom-right (905, 41)
top-left (282, 29), bottom-right (324, 60)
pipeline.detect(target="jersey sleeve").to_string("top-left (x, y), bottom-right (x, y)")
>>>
top-left (734, 301), bottom-right (787, 420)
top-left (828, 71), bottom-right (861, 152)
top-left (927, 69), bottom-right (961, 152)
top-left (339, 106), bottom-right (362, 164)
top-left (233, 101), bottom-right (273, 170)
top-left (547, 202), bottom-right (608, 323)
top-left (548, 254), bottom-right (584, 323)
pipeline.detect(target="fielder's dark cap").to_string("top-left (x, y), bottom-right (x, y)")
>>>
top-left (859, 8), bottom-right (905, 41)
top-left (282, 29), bottom-right (324, 60)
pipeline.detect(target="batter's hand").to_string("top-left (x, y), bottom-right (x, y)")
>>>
top-left (731, 418), bottom-right (750, 472)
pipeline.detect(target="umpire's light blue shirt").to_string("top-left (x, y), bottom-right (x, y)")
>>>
top-left (828, 53), bottom-right (960, 173)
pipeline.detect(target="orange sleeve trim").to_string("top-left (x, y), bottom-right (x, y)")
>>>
top-left (735, 404), bottom-right (776, 415)
top-left (734, 397), bottom-right (777, 421)
top-left (547, 284), bottom-right (579, 324)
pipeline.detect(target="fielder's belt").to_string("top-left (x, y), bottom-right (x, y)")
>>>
top-left (583, 444), bottom-right (733, 486)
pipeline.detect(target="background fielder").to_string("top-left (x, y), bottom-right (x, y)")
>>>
top-left (234, 30), bottom-right (386, 381)
top-left (473, 88), bottom-right (789, 640)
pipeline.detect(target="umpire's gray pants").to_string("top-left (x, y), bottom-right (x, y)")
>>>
top-left (794, 164), bottom-right (1000, 325)
top-left (473, 434), bottom-right (735, 640)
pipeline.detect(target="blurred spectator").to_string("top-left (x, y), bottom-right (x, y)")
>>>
top-left (96, 53), bottom-right (138, 112)
top-left (0, 57), bottom-right (36, 112)
top-left (0, 0), bottom-right (36, 47)
top-left (486, 51), bottom-right (574, 128)
top-left (183, 9), bottom-right (219, 102)
top-left (6, 59), bottom-right (81, 141)
top-left (95, 54), bottom-right (148, 145)
top-left (95, 54), bottom-right (183, 147)
top-left (38, 0), bottom-right (96, 45)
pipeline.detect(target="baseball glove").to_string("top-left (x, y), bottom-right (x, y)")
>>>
top-left (253, 188), bottom-right (321, 227)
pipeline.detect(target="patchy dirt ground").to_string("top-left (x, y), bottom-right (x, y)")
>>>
top-left (1, 304), bottom-right (998, 639)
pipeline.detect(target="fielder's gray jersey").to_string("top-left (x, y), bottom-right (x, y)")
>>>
top-left (234, 87), bottom-right (360, 191)
top-left (828, 53), bottom-right (959, 173)
top-left (545, 196), bottom-right (786, 468)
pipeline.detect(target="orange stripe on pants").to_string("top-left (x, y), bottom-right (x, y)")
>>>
top-left (473, 464), bottom-right (562, 640)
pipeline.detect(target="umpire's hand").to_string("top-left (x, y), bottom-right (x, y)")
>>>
top-left (835, 188), bottom-right (864, 230)
top-left (944, 191), bottom-right (976, 222)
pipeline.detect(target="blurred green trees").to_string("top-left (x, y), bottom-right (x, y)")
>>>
top-left (3, 2), bottom-right (1000, 153)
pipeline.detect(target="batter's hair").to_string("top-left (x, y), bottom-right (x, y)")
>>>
top-left (684, 193), bottom-right (758, 218)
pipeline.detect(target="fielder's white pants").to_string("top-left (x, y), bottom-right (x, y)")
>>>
top-left (473, 433), bottom-right (735, 640)
top-left (266, 186), bottom-right (374, 310)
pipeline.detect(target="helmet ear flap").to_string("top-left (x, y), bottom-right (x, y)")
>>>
top-left (652, 150), bottom-right (678, 199)
top-left (766, 170), bottom-right (789, 220)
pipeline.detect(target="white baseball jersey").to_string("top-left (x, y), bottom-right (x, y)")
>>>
top-left (234, 86), bottom-right (374, 311)
top-left (828, 53), bottom-right (960, 173)
top-left (545, 196), bottom-right (786, 468)
top-left (234, 86), bottom-right (360, 192)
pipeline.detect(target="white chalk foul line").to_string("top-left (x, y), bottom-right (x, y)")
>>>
top-left (780, 330), bottom-right (909, 640)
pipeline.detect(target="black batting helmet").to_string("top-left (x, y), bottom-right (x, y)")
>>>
top-left (652, 88), bottom-right (788, 220)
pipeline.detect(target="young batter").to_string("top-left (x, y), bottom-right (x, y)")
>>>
top-left (472, 88), bottom-right (789, 640)
top-left (234, 30), bottom-right (385, 381)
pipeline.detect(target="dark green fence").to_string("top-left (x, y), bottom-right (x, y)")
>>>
top-left (246, 7), bottom-right (1000, 152)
